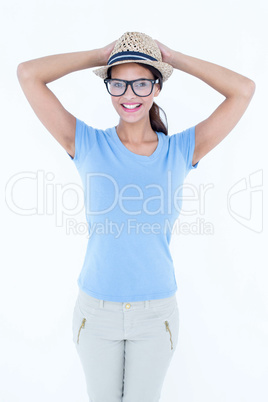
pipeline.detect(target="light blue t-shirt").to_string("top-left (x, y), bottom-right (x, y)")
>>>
top-left (68, 118), bottom-right (199, 302)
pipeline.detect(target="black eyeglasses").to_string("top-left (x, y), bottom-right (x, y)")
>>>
top-left (104, 78), bottom-right (159, 97)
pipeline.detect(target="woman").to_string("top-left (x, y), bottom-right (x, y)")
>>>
top-left (17, 31), bottom-right (255, 401)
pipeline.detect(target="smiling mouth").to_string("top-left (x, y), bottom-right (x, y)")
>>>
top-left (122, 103), bottom-right (142, 110)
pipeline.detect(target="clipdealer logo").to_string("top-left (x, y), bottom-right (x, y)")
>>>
top-left (5, 169), bottom-right (215, 237)
top-left (5, 170), bottom-right (84, 226)
top-left (227, 169), bottom-right (263, 233)
top-left (6, 169), bottom-right (263, 236)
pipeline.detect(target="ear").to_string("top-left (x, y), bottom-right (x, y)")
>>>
top-left (154, 83), bottom-right (161, 98)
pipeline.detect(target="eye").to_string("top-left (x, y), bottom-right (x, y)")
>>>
top-left (111, 80), bottom-right (125, 88)
top-left (134, 80), bottom-right (150, 88)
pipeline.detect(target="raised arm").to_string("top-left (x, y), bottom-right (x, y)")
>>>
top-left (155, 40), bottom-right (256, 166)
top-left (17, 41), bottom-right (116, 158)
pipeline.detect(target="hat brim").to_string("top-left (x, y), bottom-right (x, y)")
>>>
top-left (93, 59), bottom-right (173, 82)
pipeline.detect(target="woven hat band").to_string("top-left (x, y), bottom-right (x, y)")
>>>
top-left (108, 51), bottom-right (158, 66)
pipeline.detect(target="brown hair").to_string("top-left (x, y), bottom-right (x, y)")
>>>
top-left (107, 63), bottom-right (168, 136)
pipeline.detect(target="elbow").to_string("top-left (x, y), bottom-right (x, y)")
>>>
top-left (17, 62), bottom-right (33, 82)
top-left (243, 79), bottom-right (256, 99)
top-left (17, 62), bottom-right (27, 82)
top-left (229, 79), bottom-right (256, 100)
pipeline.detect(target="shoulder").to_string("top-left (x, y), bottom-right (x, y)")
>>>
top-left (170, 126), bottom-right (195, 139)
top-left (76, 118), bottom-right (115, 145)
top-left (77, 118), bottom-right (113, 136)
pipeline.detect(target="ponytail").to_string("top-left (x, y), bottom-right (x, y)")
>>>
top-left (149, 102), bottom-right (168, 136)
top-left (139, 63), bottom-right (168, 136)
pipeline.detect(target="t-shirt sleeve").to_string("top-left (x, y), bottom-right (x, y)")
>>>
top-left (67, 117), bottom-right (97, 168)
top-left (175, 125), bottom-right (199, 175)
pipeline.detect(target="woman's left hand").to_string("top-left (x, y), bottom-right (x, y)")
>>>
top-left (154, 39), bottom-right (175, 66)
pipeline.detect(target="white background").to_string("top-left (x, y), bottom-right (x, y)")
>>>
top-left (1, 0), bottom-right (267, 401)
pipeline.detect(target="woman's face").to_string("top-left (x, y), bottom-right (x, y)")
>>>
top-left (109, 63), bottom-right (160, 125)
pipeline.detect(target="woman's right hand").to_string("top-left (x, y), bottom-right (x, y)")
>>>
top-left (98, 40), bottom-right (117, 65)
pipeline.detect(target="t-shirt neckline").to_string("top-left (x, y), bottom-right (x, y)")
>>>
top-left (112, 126), bottom-right (163, 163)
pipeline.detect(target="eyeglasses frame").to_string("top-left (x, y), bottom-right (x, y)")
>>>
top-left (104, 78), bottom-right (160, 97)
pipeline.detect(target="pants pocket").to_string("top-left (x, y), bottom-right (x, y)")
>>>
top-left (72, 295), bottom-right (97, 345)
top-left (151, 302), bottom-right (179, 352)
top-left (164, 320), bottom-right (174, 350)
top-left (72, 299), bottom-right (82, 344)
top-left (77, 317), bottom-right (86, 344)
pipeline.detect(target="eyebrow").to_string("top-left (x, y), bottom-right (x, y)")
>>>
top-left (110, 77), bottom-right (153, 80)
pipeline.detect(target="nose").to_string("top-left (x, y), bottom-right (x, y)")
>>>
top-left (124, 83), bottom-right (136, 98)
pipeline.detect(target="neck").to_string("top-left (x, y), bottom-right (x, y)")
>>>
top-left (116, 117), bottom-right (156, 144)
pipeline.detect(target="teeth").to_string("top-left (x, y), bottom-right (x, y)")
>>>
top-left (122, 104), bottom-right (141, 109)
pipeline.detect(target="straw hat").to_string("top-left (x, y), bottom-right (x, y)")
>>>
top-left (93, 31), bottom-right (173, 82)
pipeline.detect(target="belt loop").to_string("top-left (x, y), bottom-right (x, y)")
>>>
top-left (99, 300), bottom-right (104, 308)
top-left (145, 300), bottom-right (150, 309)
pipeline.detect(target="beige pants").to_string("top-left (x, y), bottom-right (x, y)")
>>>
top-left (72, 288), bottom-right (179, 402)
